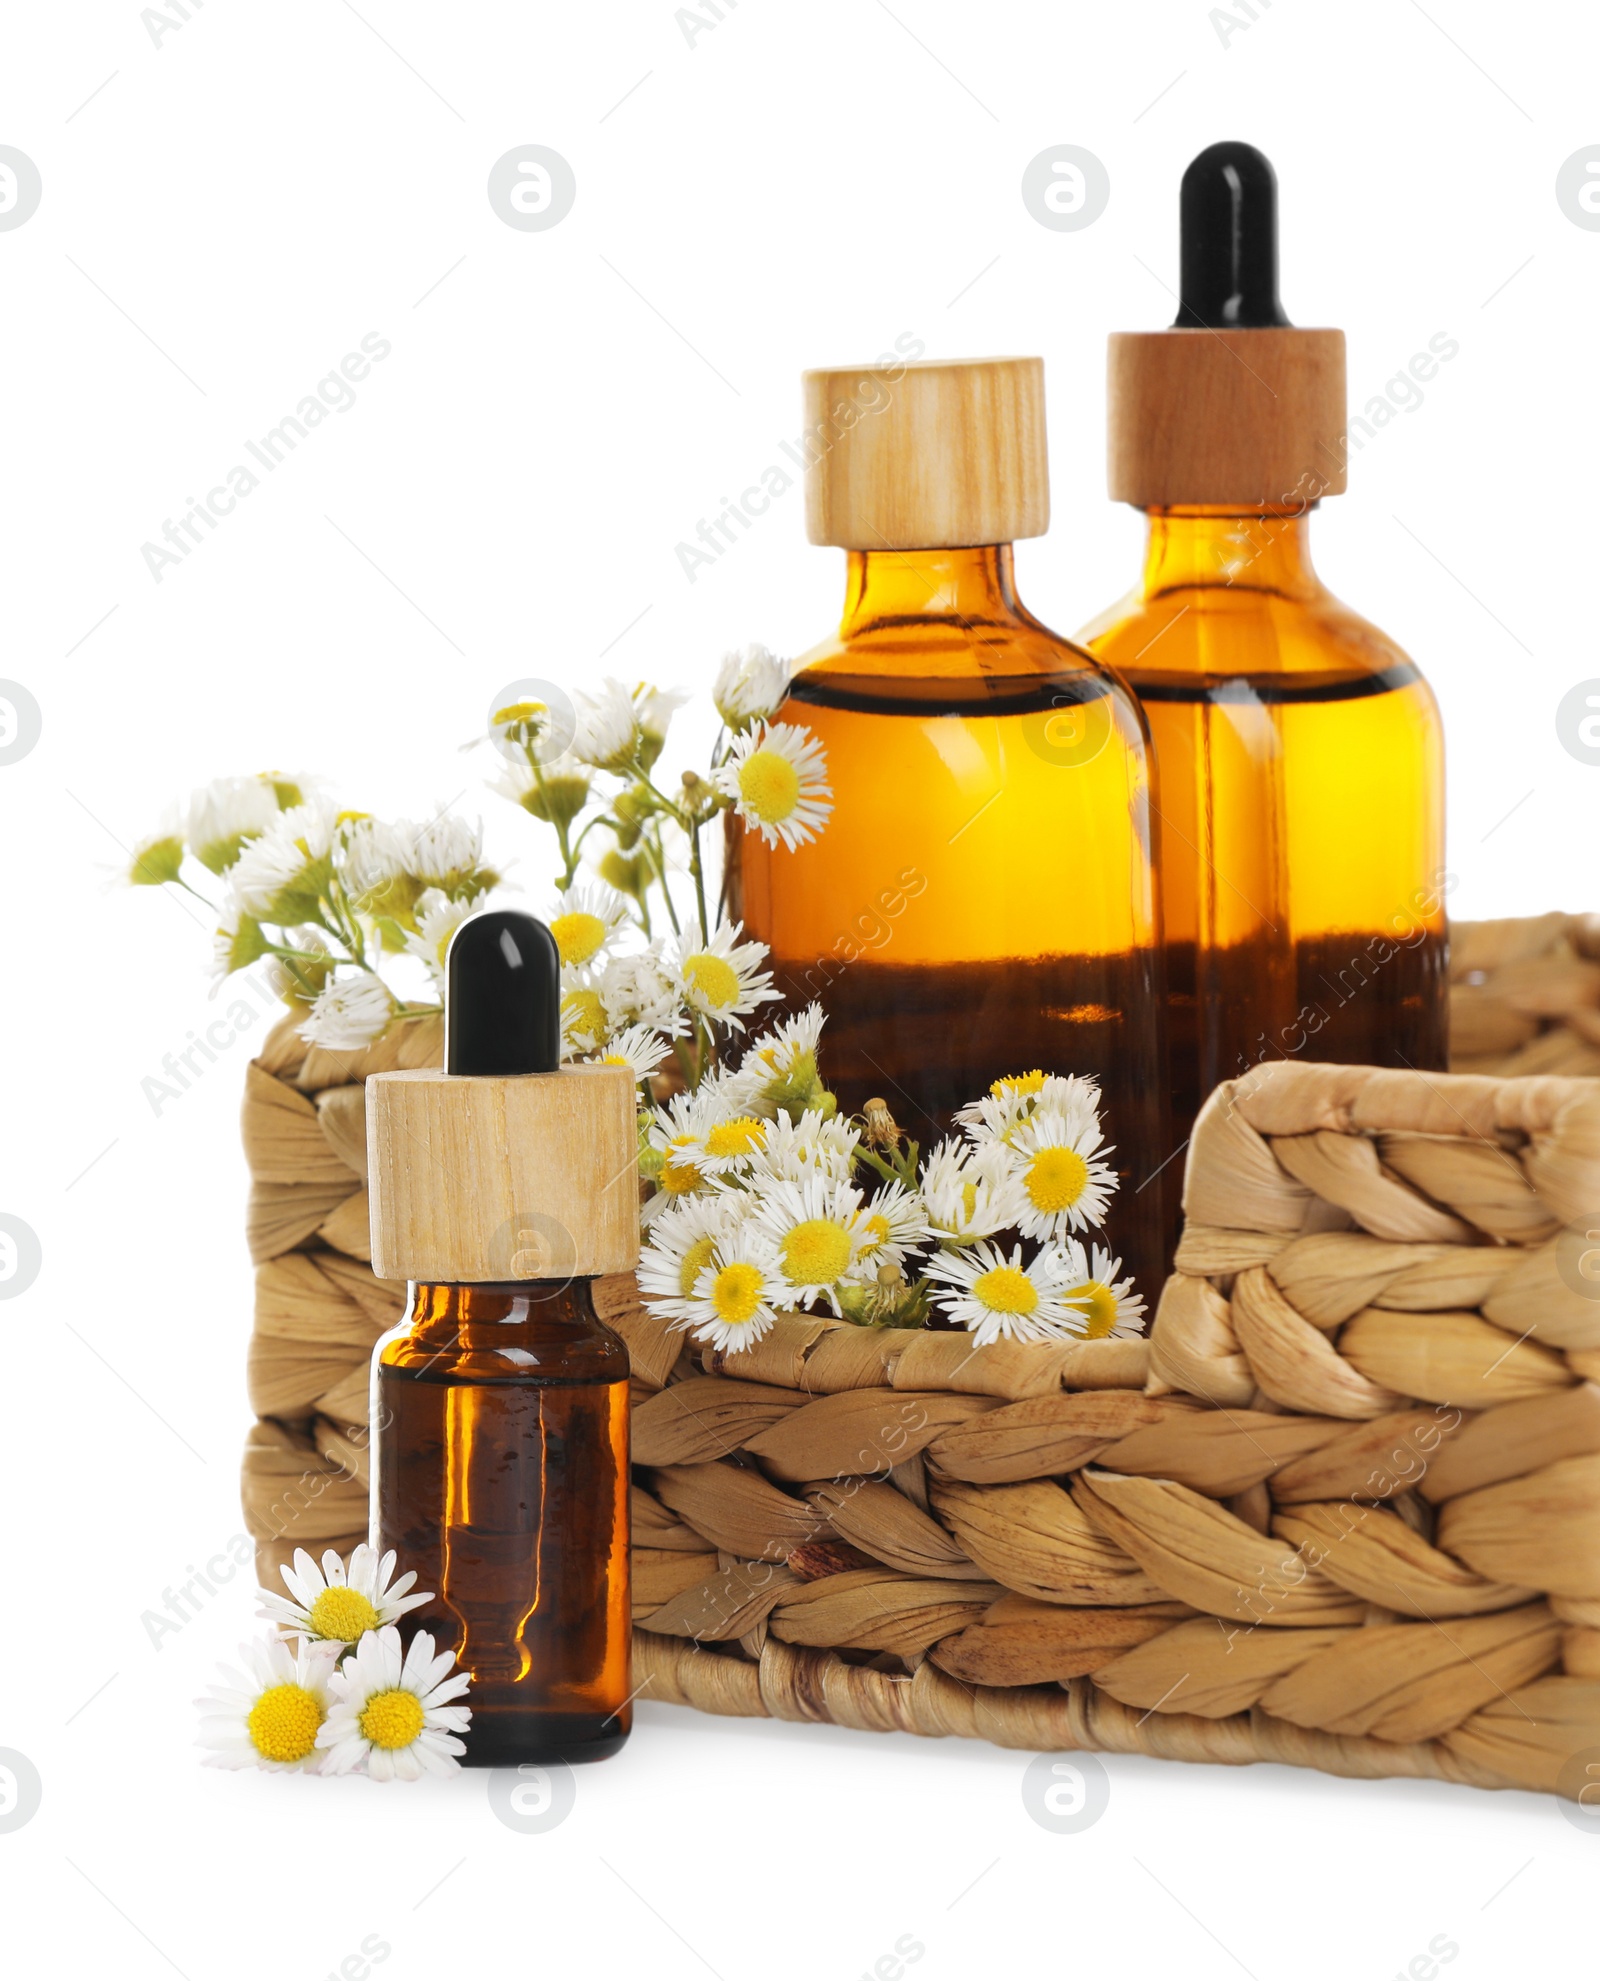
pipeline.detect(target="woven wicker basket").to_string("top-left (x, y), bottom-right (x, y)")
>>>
top-left (1449, 912), bottom-right (1600, 1078)
top-left (238, 917), bottom-right (1600, 1797)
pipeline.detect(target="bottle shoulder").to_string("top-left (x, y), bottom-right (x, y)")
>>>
top-left (1080, 580), bottom-right (1423, 688)
top-left (376, 1281), bottom-right (631, 1385)
top-left (789, 608), bottom-right (1148, 725)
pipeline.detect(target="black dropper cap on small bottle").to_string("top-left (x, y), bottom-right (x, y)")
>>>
top-left (1174, 140), bottom-right (1291, 331)
top-left (445, 910), bottom-right (561, 1076)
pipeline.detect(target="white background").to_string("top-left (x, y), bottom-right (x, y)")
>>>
top-left (4, 1), bottom-right (1597, 1974)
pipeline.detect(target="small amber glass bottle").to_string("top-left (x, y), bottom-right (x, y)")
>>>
top-left (1080, 144), bottom-right (1447, 1150)
top-left (728, 356), bottom-right (1172, 1294)
top-left (366, 910), bottom-right (640, 1766)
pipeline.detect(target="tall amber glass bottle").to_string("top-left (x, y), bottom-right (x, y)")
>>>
top-left (728, 357), bottom-right (1171, 1294)
top-left (1080, 144), bottom-right (1447, 1152)
top-left (366, 910), bottom-right (639, 1766)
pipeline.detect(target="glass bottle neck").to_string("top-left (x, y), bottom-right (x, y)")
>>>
top-left (838, 543), bottom-right (1026, 635)
top-left (1137, 506), bottom-right (1322, 600)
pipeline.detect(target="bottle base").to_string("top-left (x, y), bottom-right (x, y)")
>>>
top-left (462, 1711), bottom-right (631, 1768)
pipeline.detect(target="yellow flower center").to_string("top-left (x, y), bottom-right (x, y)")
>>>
top-left (972, 1265), bottom-right (1039, 1315)
top-left (711, 1261), bottom-right (765, 1326)
top-left (562, 988), bottom-right (607, 1043)
top-left (992, 1070), bottom-right (1045, 1098)
top-left (682, 953), bottom-right (742, 1010)
top-left (1072, 1281), bottom-right (1119, 1339)
top-left (494, 698), bottom-right (547, 729)
top-left (1025, 1146), bottom-right (1089, 1214)
top-left (679, 1234), bottom-right (718, 1296)
top-left (737, 748), bottom-right (802, 824)
top-left (549, 910), bottom-right (608, 967)
top-left (306, 1586), bottom-right (381, 1641)
top-left (865, 1213), bottom-right (891, 1245)
top-left (359, 1687), bottom-right (426, 1752)
top-left (959, 1181), bottom-right (978, 1223)
top-left (660, 1146), bottom-right (704, 1196)
top-left (704, 1117), bottom-right (766, 1159)
top-left (780, 1218), bottom-right (853, 1287)
top-left (247, 1682), bottom-right (324, 1763)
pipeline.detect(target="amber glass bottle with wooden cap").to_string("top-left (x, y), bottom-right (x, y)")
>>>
top-left (1079, 143), bottom-right (1447, 1154)
top-left (726, 355), bottom-right (1171, 1296)
top-left (366, 910), bottom-right (638, 1766)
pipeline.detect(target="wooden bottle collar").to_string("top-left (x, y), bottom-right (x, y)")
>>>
top-left (366, 1064), bottom-right (640, 1284)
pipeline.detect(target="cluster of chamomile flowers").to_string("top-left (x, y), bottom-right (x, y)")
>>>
top-left (636, 1037), bottom-right (1147, 1352)
top-left (197, 1545), bottom-right (471, 1781)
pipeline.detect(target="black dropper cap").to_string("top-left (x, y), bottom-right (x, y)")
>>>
top-left (445, 909), bottom-right (561, 1076)
top-left (1174, 141), bottom-right (1291, 331)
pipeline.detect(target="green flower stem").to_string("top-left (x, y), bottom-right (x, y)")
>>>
top-left (686, 815), bottom-right (711, 947)
top-left (853, 1146), bottom-right (900, 1187)
top-left (645, 827), bottom-right (680, 936)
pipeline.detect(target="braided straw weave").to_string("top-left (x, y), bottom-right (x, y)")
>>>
top-left (237, 971), bottom-right (1600, 1797)
top-left (1451, 913), bottom-right (1600, 1078)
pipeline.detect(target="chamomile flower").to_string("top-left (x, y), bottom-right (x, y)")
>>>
top-left (402, 887), bottom-right (474, 984)
top-left (677, 1226), bottom-right (789, 1354)
top-left (644, 1089), bottom-right (722, 1207)
top-left (256, 1543), bottom-right (432, 1647)
top-left (398, 814), bottom-right (490, 896)
top-left (340, 815), bottom-right (408, 902)
top-left (587, 1021), bottom-right (669, 1088)
top-left (687, 1111), bottom-right (771, 1175)
top-left (1060, 1240), bottom-right (1148, 1341)
top-left (749, 1172), bottom-right (869, 1315)
top-left (316, 1625), bottom-right (472, 1782)
top-left (713, 643), bottom-right (793, 732)
top-left (670, 921), bottom-right (780, 1033)
top-left (126, 816), bottom-right (186, 888)
top-left (735, 1003), bottom-right (828, 1116)
top-left (923, 1239), bottom-right (1084, 1347)
top-left (921, 1138), bottom-right (1026, 1244)
top-left (488, 696), bottom-right (561, 754)
top-left (747, 1106), bottom-right (859, 1183)
top-left (573, 678), bottom-right (645, 772)
top-left (493, 752), bottom-right (593, 832)
top-left (1005, 1109), bottom-right (1118, 1239)
top-left (957, 1071), bottom-right (1103, 1144)
top-left (600, 944), bottom-right (687, 1036)
top-left (547, 884), bottom-right (630, 970)
top-left (634, 683), bottom-right (688, 762)
top-left (196, 1634), bottom-right (341, 1773)
top-left (714, 720), bottom-right (832, 851)
top-left (211, 899), bottom-right (271, 983)
top-left (299, 971), bottom-right (396, 1051)
top-left (851, 1179), bottom-right (930, 1276)
top-left (186, 774), bottom-right (285, 875)
top-left (232, 803), bottom-right (336, 919)
top-left (637, 1193), bottom-right (746, 1323)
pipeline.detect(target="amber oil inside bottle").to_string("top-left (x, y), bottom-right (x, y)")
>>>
top-left (727, 542), bottom-right (1173, 1295)
top-left (1080, 506), bottom-right (1447, 1149)
top-left (373, 1277), bottom-right (631, 1766)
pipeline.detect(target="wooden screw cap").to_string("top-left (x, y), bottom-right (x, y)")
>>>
top-left (1110, 141), bottom-right (1347, 508)
top-left (366, 1063), bottom-right (640, 1282)
top-left (1107, 327), bottom-right (1347, 507)
top-left (803, 356), bottom-right (1049, 550)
